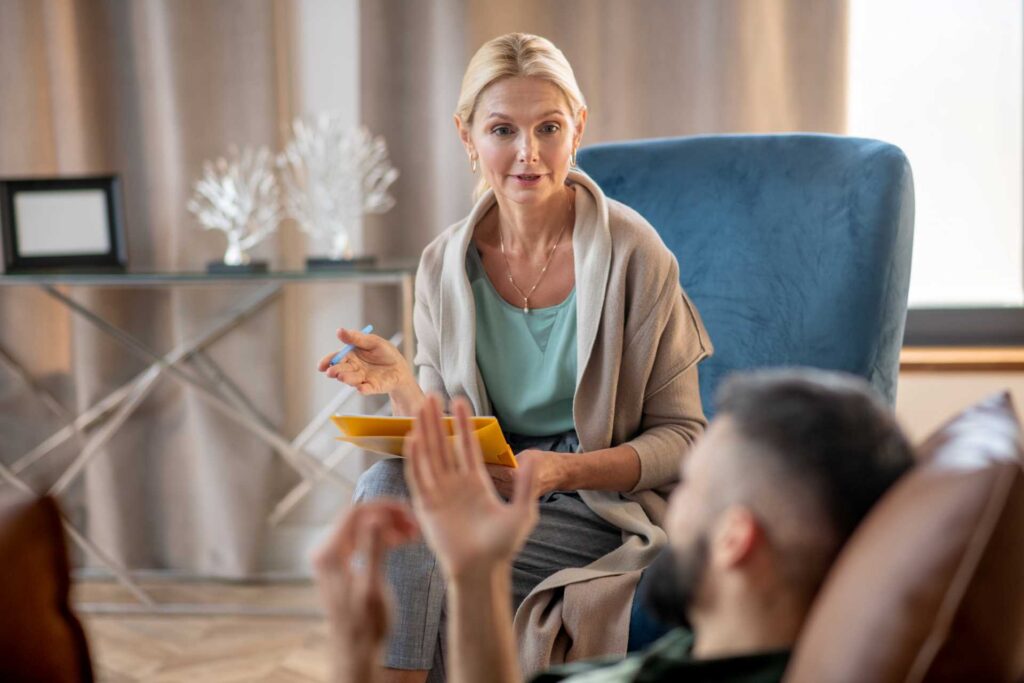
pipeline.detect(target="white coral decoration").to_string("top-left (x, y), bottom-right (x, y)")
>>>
top-left (279, 115), bottom-right (399, 260)
top-left (187, 146), bottom-right (281, 266)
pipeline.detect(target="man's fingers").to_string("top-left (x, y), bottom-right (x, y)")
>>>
top-left (366, 500), bottom-right (418, 547)
top-left (451, 398), bottom-right (481, 475)
top-left (407, 426), bottom-right (438, 507)
top-left (381, 505), bottom-right (420, 546)
top-left (422, 395), bottom-right (448, 471)
top-left (434, 394), bottom-right (462, 473)
top-left (420, 394), bottom-right (452, 475)
top-left (511, 458), bottom-right (539, 510)
top-left (315, 503), bottom-right (387, 573)
top-left (404, 434), bottom-right (424, 502)
top-left (352, 517), bottom-right (377, 596)
top-left (364, 517), bottom-right (385, 579)
top-left (354, 505), bottom-right (414, 573)
top-left (325, 511), bottom-right (362, 566)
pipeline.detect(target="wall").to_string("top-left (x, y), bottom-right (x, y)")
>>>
top-left (896, 371), bottom-right (1024, 442)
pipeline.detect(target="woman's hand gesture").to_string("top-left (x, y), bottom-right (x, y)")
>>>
top-left (318, 327), bottom-right (414, 396)
top-left (404, 395), bottom-right (538, 579)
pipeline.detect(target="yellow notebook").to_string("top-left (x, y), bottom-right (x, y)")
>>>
top-left (330, 415), bottom-right (518, 468)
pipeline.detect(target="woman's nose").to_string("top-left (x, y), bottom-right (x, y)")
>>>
top-left (517, 134), bottom-right (538, 163)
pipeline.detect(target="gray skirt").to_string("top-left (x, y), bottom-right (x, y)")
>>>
top-left (352, 431), bottom-right (624, 677)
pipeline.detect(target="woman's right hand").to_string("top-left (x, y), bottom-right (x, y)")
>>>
top-left (318, 327), bottom-right (414, 396)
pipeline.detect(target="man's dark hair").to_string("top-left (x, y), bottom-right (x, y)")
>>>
top-left (641, 368), bottom-right (915, 627)
top-left (716, 369), bottom-right (914, 545)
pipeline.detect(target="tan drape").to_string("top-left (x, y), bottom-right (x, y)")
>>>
top-left (0, 0), bottom-right (847, 577)
top-left (360, 0), bottom-right (848, 257)
top-left (0, 0), bottom-right (298, 576)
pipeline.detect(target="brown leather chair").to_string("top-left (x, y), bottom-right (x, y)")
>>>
top-left (0, 490), bottom-right (93, 683)
top-left (787, 392), bottom-right (1024, 682)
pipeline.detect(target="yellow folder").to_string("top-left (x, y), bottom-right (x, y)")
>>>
top-left (330, 415), bottom-right (518, 468)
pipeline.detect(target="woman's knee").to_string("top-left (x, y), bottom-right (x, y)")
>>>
top-left (354, 458), bottom-right (410, 502)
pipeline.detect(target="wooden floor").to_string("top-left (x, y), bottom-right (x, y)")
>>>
top-left (74, 580), bottom-right (331, 683)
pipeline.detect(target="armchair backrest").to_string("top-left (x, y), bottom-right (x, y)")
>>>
top-left (578, 134), bottom-right (914, 413)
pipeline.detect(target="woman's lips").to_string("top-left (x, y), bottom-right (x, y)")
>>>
top-left (513, 173), bottom-right (543, 185)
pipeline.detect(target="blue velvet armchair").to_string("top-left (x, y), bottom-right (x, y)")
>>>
top-left (577, 133), bottom-right (915, 649)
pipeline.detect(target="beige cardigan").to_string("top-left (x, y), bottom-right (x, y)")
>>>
top-left (412, 169), bottom-right (712, 676)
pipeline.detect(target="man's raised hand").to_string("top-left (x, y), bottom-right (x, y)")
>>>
top-left (313, 501), bottom-right (418, 683)
top-left (404, 395), bottom-right (538, 579)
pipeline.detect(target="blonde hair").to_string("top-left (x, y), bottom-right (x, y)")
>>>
top-left (456, 33), bottom-right (587, 199)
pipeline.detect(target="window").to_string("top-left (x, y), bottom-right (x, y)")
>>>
top-left (847, 0), bottom-right (1023, 310)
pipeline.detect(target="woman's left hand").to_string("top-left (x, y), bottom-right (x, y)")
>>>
top-left (487, 450), bottom-right (567, 499)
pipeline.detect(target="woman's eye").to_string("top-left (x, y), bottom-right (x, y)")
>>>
top-left (540, 123), bottom-right (561, 134)
top-left (491, 125), bottom-right (513, 136)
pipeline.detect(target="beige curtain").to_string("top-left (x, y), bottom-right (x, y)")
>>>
top-left (0, 0), bottom-right (298, 576)
top-left (0, 0), bottom-right (847, 577)
top-left (360, 0), bottom-right (848, 258)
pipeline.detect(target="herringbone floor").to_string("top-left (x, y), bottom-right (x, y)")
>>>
top-left (74, 580), bottom-right (331, 683)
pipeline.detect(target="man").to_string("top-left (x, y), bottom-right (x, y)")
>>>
top-left (314, 369), bottom-right (914, 683)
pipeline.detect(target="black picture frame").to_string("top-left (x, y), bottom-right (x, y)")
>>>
top-left (0, 175), bottom-right (127, 273)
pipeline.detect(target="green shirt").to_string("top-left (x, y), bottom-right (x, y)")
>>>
top-left (530, 629), bottom-right (790, 683)
top-left (467, 246), bottom-right (577, 437)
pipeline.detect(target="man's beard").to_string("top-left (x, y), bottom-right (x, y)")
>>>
top-left (639, 532), bottom-right (709, 628)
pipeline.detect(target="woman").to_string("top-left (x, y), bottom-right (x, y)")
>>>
top-left (319, 33), bottom-right (712, 682)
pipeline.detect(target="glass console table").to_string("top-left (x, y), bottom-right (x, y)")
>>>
top-left (0, 262), bottom-right (417, 616)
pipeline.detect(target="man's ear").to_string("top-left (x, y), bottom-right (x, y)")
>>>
top-left (710, 505), bottom-right (760, 569)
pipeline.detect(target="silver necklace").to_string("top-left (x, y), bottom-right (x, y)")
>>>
top-left (498, 189), bottom-right (574, 314)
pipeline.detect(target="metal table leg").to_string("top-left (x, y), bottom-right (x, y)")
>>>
top-left (41, 285), bottom-right (346, 486)
top-left (0, 267), bottom-right (418, 617)
top-left (0, 283), bottom-right (351, 615)
top-left (9, 284), bottom-right (283, 478)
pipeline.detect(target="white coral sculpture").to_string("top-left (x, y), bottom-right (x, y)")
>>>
top-left (279, 115), bottom-right (399, 260)
top-left (187, 146), bottom-right (281, 266)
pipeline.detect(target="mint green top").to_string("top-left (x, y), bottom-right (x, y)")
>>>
top-left (467, 246), bottom-right (577, 437)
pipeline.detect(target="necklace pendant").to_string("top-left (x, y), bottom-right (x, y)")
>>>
top-left (523, 303), bottom-right (530, 314)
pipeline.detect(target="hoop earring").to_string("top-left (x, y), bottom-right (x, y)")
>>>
top-left (471, 156), bottom-right (478, 173)
top-left (570, 147), bottom-right (578, 168)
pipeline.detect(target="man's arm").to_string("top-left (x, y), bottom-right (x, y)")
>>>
top-left (449, 565), bottom-right (519, 683)
top-left (404, 395), bottom-right (539, 683)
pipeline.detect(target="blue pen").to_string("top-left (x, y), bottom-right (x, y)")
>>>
top-left (329, 324), bottom-right (374, 366)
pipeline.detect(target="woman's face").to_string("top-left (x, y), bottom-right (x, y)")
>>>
top-left (458, 76), bottom-right (586, 207)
